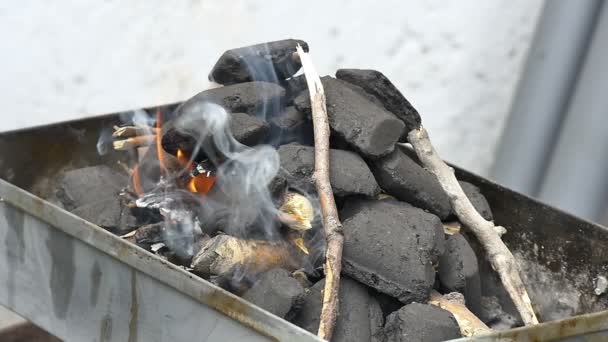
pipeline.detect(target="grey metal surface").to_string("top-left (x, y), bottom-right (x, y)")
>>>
top-left (492, 0), bottom-right (602, 195)
top-left (538, 3), bottom-right (608, 221)
top-left (451, 310), bottom-right (608, 342)
top-left (0, 179), bottom-right (321, 342)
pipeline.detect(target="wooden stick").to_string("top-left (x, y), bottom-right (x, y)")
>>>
top-left (113, 125), bottom-right (159, 138)
top-left (113, 135), bottom-right (157, 150)
top-left (429, 290), bottom-right (492, 337)
top-left (296, 45), bottom-right (344, 341)
top-left (408, 127), bottom-right (538, 325)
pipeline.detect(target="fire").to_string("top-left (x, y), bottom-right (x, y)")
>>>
top-left (176, 149), bottom-right (216, 195)
top-left (188, 174), bottom-right (217, 194)
top-left (292, 237), bottom-right (309, 255)
top-left (156, 109), bottom-right (164, 175)
top-left (129, 112), bottom-right (217, 196)
top-left (176, 149), bottom-right (190, 167)
top-left (132, 165), bottom-right (144, 196)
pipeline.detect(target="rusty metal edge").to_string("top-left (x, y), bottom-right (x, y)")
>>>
top-left (450, 309), bottom-right (608, 341)
top-left (0, 178), bottom-right (322, 342)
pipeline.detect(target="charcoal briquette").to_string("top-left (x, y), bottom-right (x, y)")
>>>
top-left (340, 199), bottom-right (444, 303)
top-left (371, 147), bottom-right (452, 220)
top-left (291, 276), bottom-right (383, 342)
top-left (438, 234), bottom-right (482, 316)
top-left (336, 69), bottom-right (421, 133)
top-left (242, 268), bottom-right (305, 320)
top-left (460, 181), bottom-right (493, 221)
top-left (294, 76), bottom-right (405, 158)
top-left (383, 303), bottom-right (461, 342)
top-left (209, 39), bottom-right (309, 85)
top-left (278, 143), bottom-right (380, 197)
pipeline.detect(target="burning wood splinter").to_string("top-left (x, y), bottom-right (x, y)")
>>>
top-left (296, 45), bottom-right (344, 341)
top-left (190, 235), bottom-right (306, 278)
top-left (428, 290), bottom-right (492, 337)
top-left (112, 125), bottom-right (159, 138)
top-left (279, 191), bottom-right (315, 255)
top-left (113, 135), bottom-right (157, 150)
top-left (278, 192), bottom-right (315, 232)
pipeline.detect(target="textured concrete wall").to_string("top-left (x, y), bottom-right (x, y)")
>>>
top-left (1, 1), bottom-right (542, 173)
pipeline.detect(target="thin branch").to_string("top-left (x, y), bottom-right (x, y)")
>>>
top-left (113, 125), bottom-right (159, 138)
top-left (296, 45), bottom-right (344, 341)
top-left (408, 127), bottom-right (538, 325)
top-left (113, 135), bottom-right (156, 150)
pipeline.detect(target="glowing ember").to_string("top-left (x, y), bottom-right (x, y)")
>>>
top-left (188, 174), bottom-right (216, 194)
top-left (175, 149), bottom-right (216, 195)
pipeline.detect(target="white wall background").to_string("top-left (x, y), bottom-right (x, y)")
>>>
top-left (1, 0), bottom-right (542, 174)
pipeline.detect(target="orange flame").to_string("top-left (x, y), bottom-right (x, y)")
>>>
top-left (188, 174), bottom-right (217, 194)
top-left (176, 149), bottom-right (216, 195)
top-left (132, 165), bottom-right (144, 196)
top-left (176, 149), bottom-right (191, 168)
top-left (156, 109), bottom-right (164, 176)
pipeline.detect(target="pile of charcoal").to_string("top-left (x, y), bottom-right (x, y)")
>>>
top-left (52, 39), bottom-right (516, 341)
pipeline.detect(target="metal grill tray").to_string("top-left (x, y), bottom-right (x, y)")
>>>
top-left (1, 104), bottom-right (607, 341)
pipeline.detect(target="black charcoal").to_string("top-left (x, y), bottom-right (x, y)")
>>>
top-left (291, 276), bottom-right (383, 342)
top-left (229, 112), bottom-right (270, 146)
top-left (460, 181), bottom-right (493, 221)
top-left (72, 198), bottom-right (135, 234)
top-left (337, 79), bottom-right (386, 111)
top-left (438, 234), bottom-right (482, 315)
top-left (480, 296), bottom-right (519, 330)
top-left (383, 303), bottom-right (461, 342)
top-left (278, 143), bottom-right (380, 197)
top-left (340, 199), bottom-right (444, 303)
top-left (284, 74), bottom-right (308, 104)
top-left (371, 148), bottom-right (452, 220)
top-left (271, 106), bottom-right (313, 145)
top-left (294, 76), bottom-right (405, 158)
top-left (171, 81), bottom-right (284, 118)
top-left (209, 39), bottom-right (308, 85)
top-left (336, 69), bottom-right (421, 132)
top-left (268, 174), bottom-right (288, 204)
top-left (271, 106), bottom-right (309, 132)
top-left (56, 165), bottom-right (127, 210)
top-left (242, 268), bottom-right (305, 320)
top-left (162, 98), bottom-right (277, 157)
top-left (56, 166), bottom-right (136, 233)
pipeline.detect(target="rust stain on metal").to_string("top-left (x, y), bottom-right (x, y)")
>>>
top-left (99, 314), bottom-right (113, 342)
top-left (117, 243), bottom-right (130, 259)
top-left (90, 261), bottom-right (102, 306)
top-left (484, 310), bottom-right (608, 341)
top-left (128, 270), bottom-right (139, 342)
top-left (202, 289), bottom-right (279, 341)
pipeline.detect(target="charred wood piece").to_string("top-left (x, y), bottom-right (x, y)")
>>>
top-left (190, 235), bottom-right (307, 279)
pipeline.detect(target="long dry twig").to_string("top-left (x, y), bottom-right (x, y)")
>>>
top-left (296, 45), bottom-right (344, 341)
top-left (408, 127), bottom-right (538, 325)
